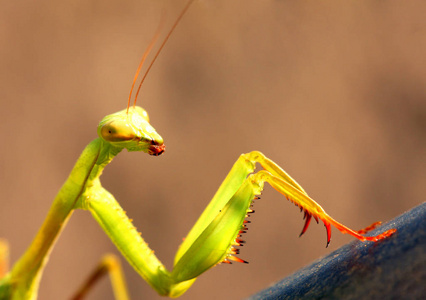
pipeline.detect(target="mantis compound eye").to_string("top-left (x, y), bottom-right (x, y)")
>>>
top-left (100, 121), bottom-right (136, 142)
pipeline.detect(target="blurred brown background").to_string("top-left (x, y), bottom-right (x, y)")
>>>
top-left (0, 0), bottom-right (425, 299)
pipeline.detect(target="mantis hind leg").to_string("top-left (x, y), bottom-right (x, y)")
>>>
top-left (0, 239), bottom-right (9, 279)
top-left (71, 254), bottom-right (129, 300)
top-left (0, 239), bottom-right (11, 299)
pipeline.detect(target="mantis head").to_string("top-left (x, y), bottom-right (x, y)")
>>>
top-left (97, 106), bottom-right (165, 155)
top-left (96, 0), bottom-right (194, 157)
top-left (97, 0), bottom-right (194, 157)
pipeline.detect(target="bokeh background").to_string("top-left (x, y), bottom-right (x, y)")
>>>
top-left (0, 0), bottom-right (425, 299)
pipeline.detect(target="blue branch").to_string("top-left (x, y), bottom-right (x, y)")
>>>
top-left (249, 203), bottom-right (426, 300)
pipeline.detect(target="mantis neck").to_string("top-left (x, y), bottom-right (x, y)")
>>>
top-left (7, 138), bottom-right (121, 300)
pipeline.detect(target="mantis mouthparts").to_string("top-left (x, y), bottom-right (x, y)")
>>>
top-left (148, 144), bottom-right (166, 156)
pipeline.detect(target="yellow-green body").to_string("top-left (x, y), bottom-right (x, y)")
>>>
top-left (0, 106), bottom-right (395, 299)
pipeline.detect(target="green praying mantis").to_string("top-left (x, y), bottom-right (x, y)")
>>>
top-left (0, 1), bottom-right (397, 299)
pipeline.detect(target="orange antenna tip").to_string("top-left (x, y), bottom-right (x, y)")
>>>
top-left (126, 16), bottom-right (165, 114)
top-left (132, 0), bottom-right (195, 108)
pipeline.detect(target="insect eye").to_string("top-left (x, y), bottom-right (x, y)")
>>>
top-left (100, 121), bottom-right (136, 142)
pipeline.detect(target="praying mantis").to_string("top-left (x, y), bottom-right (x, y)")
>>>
top-left (4, 0), bottom-right (422, 298)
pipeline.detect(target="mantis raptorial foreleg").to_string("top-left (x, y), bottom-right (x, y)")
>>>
top-left (75, 142), bottom-right (396, 297)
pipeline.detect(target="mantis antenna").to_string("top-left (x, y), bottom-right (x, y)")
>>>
top-left (126, 20), bottom-right (163, 114)
top-left (127, 0), bottom-right (195, 113)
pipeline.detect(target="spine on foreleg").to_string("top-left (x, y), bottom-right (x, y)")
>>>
top-left (172, 177), bottom-right (260, 283)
